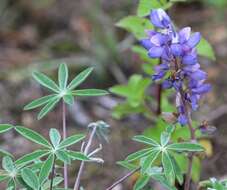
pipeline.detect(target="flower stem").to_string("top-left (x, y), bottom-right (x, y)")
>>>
top-left (62, 101), bottom-right (68, 189)
top-left (179, 90), bottom-right (195, 190)
top-left (105, 167), bottom-right (140, 190)
top-left (73, 126), bottom-right (97, 190)
top-left (50, 155), bottom-right (57, 190)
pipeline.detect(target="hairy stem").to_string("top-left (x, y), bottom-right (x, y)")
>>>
top-left (74, 126), bottom-right (97, 190)
top-left (62, 101), bottom-right (68, 188)
top-left (106, 167), bottom-right (140, 190)
top-left (50, 155), bottom-right (57, 190)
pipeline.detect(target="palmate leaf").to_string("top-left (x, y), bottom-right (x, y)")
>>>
top-left (21, 168), bottom-right (39, 190)
top-left (49, 128), bottom-right (61, 148)
top-left (58, 134), bottom-right (85, 149)
top-left (67, 67), bottom-right (93, 90)
top-left (32, 71), bottom-right (60, 93)
top-left (24, 94), bottom-right (57, 110)
top-left (126, 148), bottom-right (153, 162)
top-left (72, 89), bottom-right (109, 96)
top-left (133, 135), bottom-right (159, 146)
top-left (0, 124), bottom-right (13, 133)
top-left (167, 142), bottom-right (204, 152)
top-left (15, 126), bottom-right (51, 148)
top-left (58, 63), bottom-right (68, 90)
top-left (39, 154), bottom-right (54, 185)
top-left (133, 175), bottom-right (150, 190)
top-left (37, 97), bottom-right (61, 120)
top-left (15, 150), bottom-right (49, 167)
top-left (162, 152), bottom-right (175, 185)
top-left (141, 149), bottom-right (160, 173)
top-left (169, 154), bottom-right (183, 185)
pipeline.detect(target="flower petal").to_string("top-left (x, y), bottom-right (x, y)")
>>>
top-left (148, 46), bottom-right (163, 58)
top-left (179, 27), bottom-right (191, 43)
top-left (140, 39), bottom-right (153, 50)
top-left (187, 32), bottom-right (201, 48)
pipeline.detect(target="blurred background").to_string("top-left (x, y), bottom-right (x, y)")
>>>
top-left (0, 0), bottom-right (227, 189)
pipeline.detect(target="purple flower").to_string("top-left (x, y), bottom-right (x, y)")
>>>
top-left (140, 9), bottom-right (211, 126)
top-left (150, 9), bottom-right (171, 29)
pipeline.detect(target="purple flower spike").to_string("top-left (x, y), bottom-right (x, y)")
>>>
top-left (150, 9), bottom-right (171, 29)
top-left (140, 9), bottom-right (211, 126)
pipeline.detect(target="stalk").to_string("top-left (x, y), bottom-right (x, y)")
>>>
top-left (50, 155), bottom-right (57, 190)
top-left (73, 126), bottom-right (97, 190)
top-left (62, 101), bottom-right (68, 188)
top-left (105, 167), bottom-right (140, 190)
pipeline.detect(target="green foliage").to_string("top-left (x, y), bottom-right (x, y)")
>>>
top-left (199, 178), bottom-right (227, 190)
top-left (24, 63), bottom-right (109, 119)
top-left (137, 0), bottom-right (172, 17)
top-left (197, 37), bottom-right (216, 61)
top-left (116, 16), bottom-right (153, 39)
top-left (121, 126), bottom-right (204, 189)
top-left (110, 74), bottom-right (151, 119)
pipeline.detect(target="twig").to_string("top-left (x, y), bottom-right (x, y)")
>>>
top-left (105, 167), bottom-right (140, 190)
top-left (73, 126), bottom-right (97, 190)
top-left (50, 155), bottom-right (57, 190)
top-left (62, 101), bottom-right (68, 188)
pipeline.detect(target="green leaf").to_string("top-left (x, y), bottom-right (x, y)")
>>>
top-left (137, 0), bottom-right (169, 17)
top-left (0, 124), bottom-right (13, 133)
top-left (133, 175), bottom-right (150, 190)
top-left (24, 94), bottom-right (57, 110)
top-left (58, 63), bottom-right (68, 90)
top-left (67, 151), bottom-right (90, 161)
top-left (63, 94), bottom-right (74, 105)
top-left (110, 75), bottom-right (151, 107)
top-left (32, 71), bottom-right (60, 93)
top-left (15, 126), bottom-right (51, 148)
top-left (15, 150), bottom-right (49, 166)
top-left (21, 168), bottom-right (39, 190)
top-left (169, 155), bottom-right (183, 185)
top-left (161, 132), bottom-right (170, 147)
top-left (167, 142), bottom-right (204, 152)
top-left (49, 128), bottom-right (61, 148)
top-left (117, 161), bottom-right (138, 170)
top-left (42, 176), bottom-right (63, 190)
top-left (67, 67), bottom-right (93, 90)
top-left (141, 150), bottom-right (160, 173)
top-left (197, 37), bottom-right (215, 61)
top-left (2, 156), bottom-right (15, 173)
top-left (72, 89), bottom-right (109, 96)
top-left (126, 148), bottom-right (153, 162)
top-left (59, 134), bottom-right (85, 149)
top-left (39, 154), bottom-right (54, 185)
top-left (0, 175), bottom-right (8, 182)
top-left (0, 149), bottom-right (14, 158)
top-left (162, 152), bottom-right (175, 185)
top-left (37, 97), bottom-right (60, 120)
top-left (133, 135), bottom-right (159, 146)
top-left (116, 16), bottom-right (153, 39)
top-left (7, 179), bottom-right (16, 190)
top-left (56, 150), bottom-right (71, 164)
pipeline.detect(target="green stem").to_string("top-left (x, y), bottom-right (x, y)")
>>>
top-left (62, 101), bottom-right (68, 188)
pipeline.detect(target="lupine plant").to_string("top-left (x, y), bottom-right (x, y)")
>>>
top-left (0, 64), bottom-right (109, 190)
top-left (106, 1), bottom-right (219, 190)
top-left (0, 1), bottom-right (223, 190)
